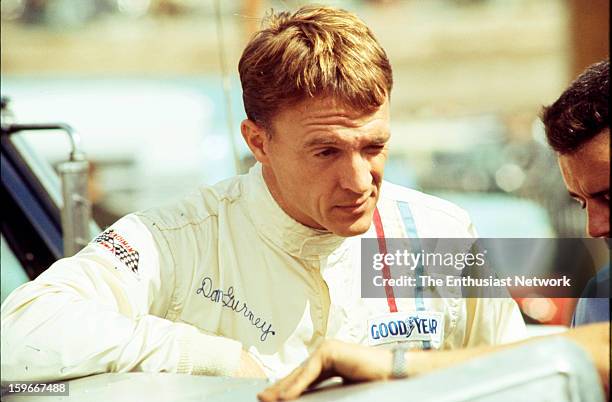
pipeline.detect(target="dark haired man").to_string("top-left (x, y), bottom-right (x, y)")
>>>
top-left (542, 59), bottom-right (610, 325)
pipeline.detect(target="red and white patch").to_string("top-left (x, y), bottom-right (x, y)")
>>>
top-left (92, 229), bottom-right (140, 273)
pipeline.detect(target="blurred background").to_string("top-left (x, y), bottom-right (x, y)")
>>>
top-left (1, 0), bottom-right (609, 324)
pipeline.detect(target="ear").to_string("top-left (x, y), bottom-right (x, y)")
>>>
top-left (241, 119), bottom-right (271, 165)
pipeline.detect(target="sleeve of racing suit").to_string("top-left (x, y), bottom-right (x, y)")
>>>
top-left (0, 214), bottom-right (242, 382)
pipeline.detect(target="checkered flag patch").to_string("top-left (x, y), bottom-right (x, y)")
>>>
top-left (92, 229), bottom-right (140, 273)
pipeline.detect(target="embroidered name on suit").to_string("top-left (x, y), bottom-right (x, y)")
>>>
top-left (196, 276), bottom-right (276, 342)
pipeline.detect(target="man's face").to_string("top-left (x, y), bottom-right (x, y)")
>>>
top-left (259, 97), bottom-right (390, 237)
top-left (558, 129), bottom-right (610, 238)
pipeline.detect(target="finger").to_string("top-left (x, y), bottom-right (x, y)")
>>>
top-left (257, 365), bottom-right (306, 402)
top-left (257, 386), bottom-right (279, 402)
top-left (278, 356), bottom-right (325, 400)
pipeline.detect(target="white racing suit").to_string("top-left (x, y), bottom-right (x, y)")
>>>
top-left (1, 163), bottom-right (525, 381)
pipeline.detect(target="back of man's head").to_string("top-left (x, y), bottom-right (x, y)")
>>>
top-left (238, 5), bottom-right (393, 132)
top-left (542, 60), bottom-right (609, 154)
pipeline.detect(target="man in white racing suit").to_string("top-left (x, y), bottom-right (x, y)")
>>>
top-left (0, 5), bottom-right (525, 382)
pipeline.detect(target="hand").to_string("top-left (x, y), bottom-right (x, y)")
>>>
top-left (257, 340), bottom-right (392, 401)
top-left (233, 350), bottom-right (267, 378)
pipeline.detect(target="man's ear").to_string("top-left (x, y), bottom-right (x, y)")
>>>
top-left (241, 119), bottom-right (270, 164)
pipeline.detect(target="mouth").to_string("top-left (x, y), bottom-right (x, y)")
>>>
top-left (335, 196), bottom-right (372, 215)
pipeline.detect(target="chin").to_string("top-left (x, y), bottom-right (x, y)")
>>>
top-left (328, 213), bottom-right (374, 237)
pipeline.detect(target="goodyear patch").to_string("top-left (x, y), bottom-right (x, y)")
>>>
top-left (367, 311), bottom-right (444, 346)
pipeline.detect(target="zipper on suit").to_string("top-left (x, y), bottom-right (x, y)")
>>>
top-left (309, 261), bottom-right (331, 339)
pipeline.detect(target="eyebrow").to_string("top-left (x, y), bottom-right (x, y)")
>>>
top-left (568, 189), bottom-right (609, 199)
top-left (303, 133), bottom-right (391, 148)
top-left (304, 137), bottom-right (340, 147)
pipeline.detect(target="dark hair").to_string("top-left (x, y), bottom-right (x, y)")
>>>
top-left (541, 59), bottom-right (609, 154)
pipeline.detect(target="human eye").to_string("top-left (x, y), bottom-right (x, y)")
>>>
top-left (572, 197), bottom-right (586, 209)
top-left (370, 144), bottom-right (386, 151)
top-left (314, 148), bottom-right (339, 158)
top-left (364, 143), bottom-right (386, 155)
top-left (592, 190), bottom-right (610, 206)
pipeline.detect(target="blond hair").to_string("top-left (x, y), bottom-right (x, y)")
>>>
top-left (238, 5), bottom-right (393, 132)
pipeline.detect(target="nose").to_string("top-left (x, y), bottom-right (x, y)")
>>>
top-left (338, 153), bottom-right (372, 195)
top-left (586, 201), bottom-right (610, 238)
